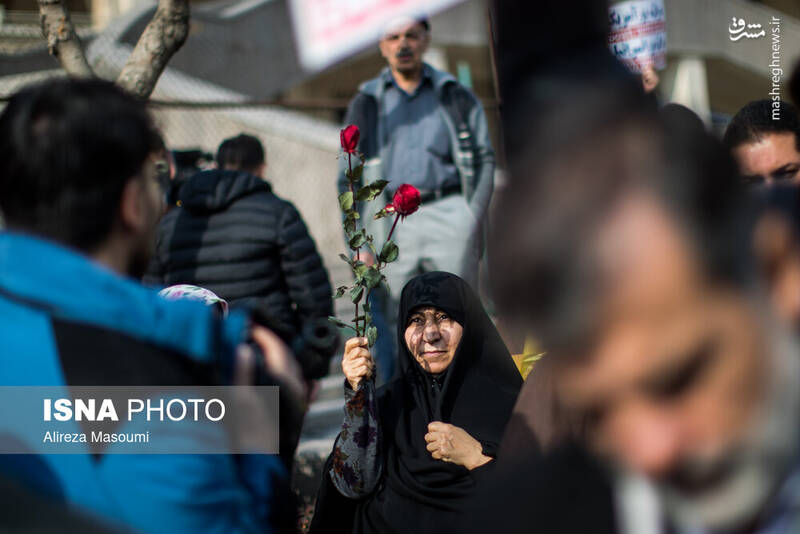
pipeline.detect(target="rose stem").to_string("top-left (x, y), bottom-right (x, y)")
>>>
top-left (387, 212), bottom-right (400, 245)
top-left (364, 212), bottom-right (401, 335)
top-left (348, 152), bottom-right (361, 336)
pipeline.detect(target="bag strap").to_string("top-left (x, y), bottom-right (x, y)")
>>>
top-left (347, 92), bottom-right (379, 163)
top-left (441, 82), bottom-right (477, 164)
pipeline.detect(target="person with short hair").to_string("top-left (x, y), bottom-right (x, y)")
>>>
top-left (145, 133), bottom-right (335, 379)
top-left (0, 78), bottom-right (294, 533)
top-left (216, 133), bottom-right (267, 174)
top-left (723, 99), bottom-right (800, 185)
top-left (464, 80), bottom-right (800, 534)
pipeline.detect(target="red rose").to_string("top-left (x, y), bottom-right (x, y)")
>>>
top-left (392, 184), bottom-right (421, 217)
top-left (340, 125), bottom-right (359, 154)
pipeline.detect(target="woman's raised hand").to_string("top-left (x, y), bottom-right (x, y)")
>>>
top-left (424, 422), bottom-right (492, 470)
top-left (342, 337), bottom-right (375, 390)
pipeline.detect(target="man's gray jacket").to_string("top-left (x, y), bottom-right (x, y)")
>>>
top-left (337, 64), bottom-right (495, 246)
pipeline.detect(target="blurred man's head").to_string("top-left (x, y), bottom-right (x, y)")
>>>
top-left (494, 86), bottom-right (800, 531)
top-left (379, 17), bottom-right (430, 78)
top-left (0, 78), bottom-right (163, 278)
top-left (216, 134), bottom-right (266, 177)
top-left (723, 100), bottom-right (800, 186)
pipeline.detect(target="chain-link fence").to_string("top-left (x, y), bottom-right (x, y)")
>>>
top-left (0, 7), bottom-right (355, 318)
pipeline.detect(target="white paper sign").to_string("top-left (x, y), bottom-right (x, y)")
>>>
top-left (609, 0), bottom-right (667, 72)
top-left (289, 0), bottom-right (465, 72)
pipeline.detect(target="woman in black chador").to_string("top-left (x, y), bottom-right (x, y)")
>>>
top-left (310, 272), bottom-right (522, 533)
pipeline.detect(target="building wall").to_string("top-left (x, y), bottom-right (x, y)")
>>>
top-left (659, 0), bottom-right (800, 126)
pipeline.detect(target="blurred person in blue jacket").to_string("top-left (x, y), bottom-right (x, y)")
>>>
top-left (0, 78), bottom-right (296, 533)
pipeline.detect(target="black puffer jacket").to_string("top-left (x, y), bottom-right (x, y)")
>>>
top-left (144, 169), bottom-right (333, 333)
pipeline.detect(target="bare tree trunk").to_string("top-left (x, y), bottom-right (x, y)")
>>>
top-left (37, 0), bottom-right (93, 77)
top-left (116, 0), bottom-right (190, 100)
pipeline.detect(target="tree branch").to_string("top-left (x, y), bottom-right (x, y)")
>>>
top-left (116, 0), bottom-right (190, 100)
top-left (37, 0), bottom-right (93, 77)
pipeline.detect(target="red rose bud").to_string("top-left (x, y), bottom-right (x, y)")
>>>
top-left (384, 203), bottom-right (396, 213)
top-left (340, 125), bottom-right (359, 154)
top-left (392, 184), bottom-right (421, 216)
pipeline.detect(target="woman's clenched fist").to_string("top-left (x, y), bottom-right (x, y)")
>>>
top-left (342, 337), bottom-right (374, 390)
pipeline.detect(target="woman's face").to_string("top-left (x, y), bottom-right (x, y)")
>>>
top-left (404, 306), bottom-right (463, 374)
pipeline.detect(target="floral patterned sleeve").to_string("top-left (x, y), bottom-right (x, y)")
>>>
top-left (328, 378), bottom-right (382, 499)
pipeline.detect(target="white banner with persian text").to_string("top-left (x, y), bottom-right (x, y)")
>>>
top-left (609, 0), bottom-right (667, 72)
top-left (289, 0), bottom-right (465, 71)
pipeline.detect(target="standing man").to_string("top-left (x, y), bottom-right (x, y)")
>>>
top-left (146, 133), bottom-right (335, 380)
top-left (339, 16), bottom-right (495, 379)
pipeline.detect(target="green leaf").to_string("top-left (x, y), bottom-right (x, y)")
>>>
top-left (363, 266), bottom-right (382, 289)
top-left (334, 286), bottom-right (347, 299)
top-left (338, 191), bottom-right (354, 212)
top-left (344, 216), bottom-right (356, 235)
top-left (366, 325), bottom-right (378, 347)
top-left (349, 231), bottom-right (367, 250)
top-left (379, 240), bottom-right (399, 263)
top-left (350, 285), bottom-right (364, 304)
top-left (369, 180), bottom-right (390, 196)
top-left (365, 312), bottom-right (372, 325)
top-left (355, 185), bottom-right (374, 202)
top-left (346, 211), bottom-right (360, 220)
top-left (328, 316), bottom-right (357, 333)
top-left (355, 179), bottom-right (391, 202)
top-left (353, 261), bottom-right (368, 278)
top-left (350, 164), bottom-right (363, 182)
top-left (338, 254), bottom-right (352, 265)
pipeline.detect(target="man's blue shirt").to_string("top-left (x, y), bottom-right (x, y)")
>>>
top-left (379, 65), bottom-right (460, 192)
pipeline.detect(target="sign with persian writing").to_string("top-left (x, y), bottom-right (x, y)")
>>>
top-left (609, 0), bottom-right (666, 72)
top-left (289, 0), bottom-right (465, 72)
